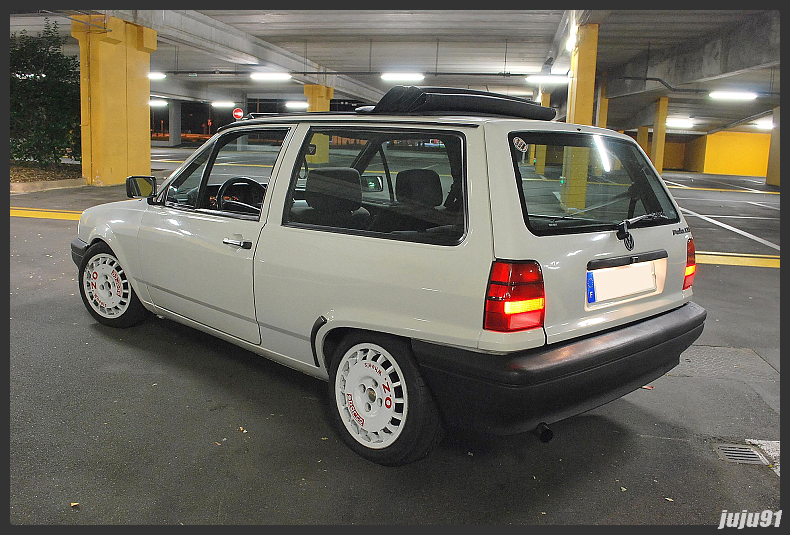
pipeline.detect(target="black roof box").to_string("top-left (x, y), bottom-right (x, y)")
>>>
top-left (359, 86), bottom-right (556, 121)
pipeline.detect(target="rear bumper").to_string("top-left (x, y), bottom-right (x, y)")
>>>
top-left (71, 238), bottom-right (89, 267)
top-left (411, 301), bottom-right (706, 435)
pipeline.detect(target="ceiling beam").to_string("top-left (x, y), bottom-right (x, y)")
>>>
top-left (616, 102), bottom-right (658, 131)
top-left (707, 109), bottom-right (775, 135)
top-left (104, 10), bottom-right (385, 103)
top-left (578, 10), bottom-right (610, 25)
top-left (543, 10), bottom-right (571, 73)
top-left (605, 10), bottom-right (780, 99)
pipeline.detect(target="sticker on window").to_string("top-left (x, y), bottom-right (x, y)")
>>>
top-left (512, 136), bottom-right (528, 152)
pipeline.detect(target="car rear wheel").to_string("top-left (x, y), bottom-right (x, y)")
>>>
top-left (78, 241), bottom-right (149, 328)
top-left (328, 332), bottom-right (444, 465)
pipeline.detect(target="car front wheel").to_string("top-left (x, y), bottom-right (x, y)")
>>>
top-left (78, 241), bottom-right (149, 328)
top-left (328, 332), bottom-right (444, 465)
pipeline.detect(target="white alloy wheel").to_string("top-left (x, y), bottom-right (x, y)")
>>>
top-left (334, 342), bottom-right (408, 449)
top-left (82, 253), bottom-right (131, 319)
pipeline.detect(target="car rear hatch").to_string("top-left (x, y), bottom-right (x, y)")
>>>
top-left (484, 122), bottom-right (694, 346)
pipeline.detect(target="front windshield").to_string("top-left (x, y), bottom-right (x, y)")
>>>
top-left (508, 132), bottom-right (679, 236)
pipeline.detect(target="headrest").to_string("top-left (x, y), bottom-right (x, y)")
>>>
top-left (305, 167), bottom-right (362, 213)
top-left (396, 169), bottom-right (443, 207)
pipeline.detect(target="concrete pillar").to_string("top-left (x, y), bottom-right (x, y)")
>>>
top-left (595, 79), bottom-right (609, 129)
top-left (304, 84), bottom-right (334, 164)
top-left (71, 15), bottom-right (157, 185)
top-left (534, 92), bottom-right (550, 175)
top-left (563, 24), bottom-right (598, 208)
top-left (765, 107), bottom-right (780, 187)
top-left (168, 100), bottom-right (181, 147)
top-left (651, 96), bottom-right (669, 175)
top-left (636, 126), bottom-right (649, 154)
top-left (566, 23), bottom-right (599, 126)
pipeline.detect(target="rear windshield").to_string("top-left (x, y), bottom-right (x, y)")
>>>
top-left (508, 131), bottom-right (679, 236)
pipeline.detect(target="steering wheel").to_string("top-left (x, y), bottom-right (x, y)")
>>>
top-left (216, 177), bottom-right (266, 214)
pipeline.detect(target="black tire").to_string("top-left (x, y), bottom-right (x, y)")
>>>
top-left (327, 331), bottom-right (444, 466)
top-left (78, 241), bottom-right (149, 328)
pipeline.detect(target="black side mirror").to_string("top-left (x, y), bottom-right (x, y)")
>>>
top-left (126, 176), bottom-right (157, 199)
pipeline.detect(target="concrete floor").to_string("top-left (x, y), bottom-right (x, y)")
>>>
top-left (9, 160), bottom-right (780, 524)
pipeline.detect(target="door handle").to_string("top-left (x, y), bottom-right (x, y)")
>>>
top-left (223, 238), bottom-right (252, 249)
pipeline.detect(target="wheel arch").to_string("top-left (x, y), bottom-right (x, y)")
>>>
top-left (84, 225), bottom-right (150, 305)
top-left (317, 324), bottom-right (413, 373)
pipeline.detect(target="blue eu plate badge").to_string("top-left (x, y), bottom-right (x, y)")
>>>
top-left (586, 272), bottom-right (596, 304)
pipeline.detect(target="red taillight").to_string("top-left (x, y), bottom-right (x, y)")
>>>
top-left (683, 237), bottom-right (696, 290)
top-left (484, 260), bottom-right (545, 332)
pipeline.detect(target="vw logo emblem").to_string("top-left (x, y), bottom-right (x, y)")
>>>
top-left (624, 233), bottom-right (635, 251)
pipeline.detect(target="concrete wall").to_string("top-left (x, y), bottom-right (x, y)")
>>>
top-left (684, 136), bottom-right (708, 173)
top-left (662, 142), bottom-right (686, 170)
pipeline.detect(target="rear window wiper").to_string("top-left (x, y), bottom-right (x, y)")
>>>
top-left (529, 213), bottom-right (599, 223)
top-left (616, 211), bottom-right (672, 241)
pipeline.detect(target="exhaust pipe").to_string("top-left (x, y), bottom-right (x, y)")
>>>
top-left (534, 422), bottom-right (553, 443)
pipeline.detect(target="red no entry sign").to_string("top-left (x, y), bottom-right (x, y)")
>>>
top-left (233, 108), bottom-right (244, 120)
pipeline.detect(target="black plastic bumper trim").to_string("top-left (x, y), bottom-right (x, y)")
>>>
top-left (411, 302), bottom-right (706, 435)
top-left (70, 238), bottom-right (89, 267)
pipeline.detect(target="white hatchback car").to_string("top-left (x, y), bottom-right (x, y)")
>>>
top-left (72, 86), bottom-right (706, 465)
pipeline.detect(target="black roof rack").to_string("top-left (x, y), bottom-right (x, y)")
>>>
top-left (220, 86), bottom-right (555, 131)
top-left (358, 86), bottom-right (556, 121)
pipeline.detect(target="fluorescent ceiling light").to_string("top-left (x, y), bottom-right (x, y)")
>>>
top-left (148, 99), bottom-right (168, 107)
top-left (666, 118), bottom-right (695, 128)
top-left (526, 75), bottom-right (569, 84)
top-left (754, 119), bottom-right (774, 129)
top-left (148, 72), bottom-right (167, 80)
top-left (709, 91), bottom-right (758, 100)
top-left (381, 73), bottom-right (425, 82)
top-left (250, 72), bottom-right (292, 81)
top-left (284, 101), bottom-right (309, 109)
top-left (211, 101), bottom-right (235, 108)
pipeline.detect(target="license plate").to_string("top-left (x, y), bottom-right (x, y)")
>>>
top-left (587, 261), bottom-right (656, 304)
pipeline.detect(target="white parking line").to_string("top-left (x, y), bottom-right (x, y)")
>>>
top-left (663, 180), bottom-right (690, 188)
top-left (680, 208), bottom-right (780, 251)
top-left (697, 177), bottom-right (766, 193)
top-left (673, 197), bottom-right (780, 206)
top-left (747, 201), bottom-right (782, 211)
top-left (689, 215), bottom-right (780, 220)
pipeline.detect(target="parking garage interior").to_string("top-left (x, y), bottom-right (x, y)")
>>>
top-left (9, 9), bottom-right (780, 525)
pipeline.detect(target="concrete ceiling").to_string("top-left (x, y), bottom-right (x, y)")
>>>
top-left (9, 9), bottom-right (780, 134)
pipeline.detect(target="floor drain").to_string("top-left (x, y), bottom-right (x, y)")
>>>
top-left (714, 443), bottom-right (769, 465)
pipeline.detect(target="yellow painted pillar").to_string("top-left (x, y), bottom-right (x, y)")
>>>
top-left (765, 107), bottom-right (780, 187)
top-left (651, 96), bottom-right (669, 175)
top-left (71, 15), bottom-right (157, 186)
top-left (636, 126), bottom-right (649, 154)
top-left (304, 84), bottom-right (334, 164)
top-left (595, 79), bottom-right (608, 129)
top-left (566, 24), bottom-right (598, 126)
top-left (563, 24), bottom-right (598, 208)
top-left (534, 92), bottom-right (551, 175)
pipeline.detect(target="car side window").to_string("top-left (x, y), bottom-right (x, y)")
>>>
top-left (283, 127), bottom-right (466, 245)
top-left (165, 145), bottom-right (212, 207)
top-left (199, 129), bottom-right (289, 216)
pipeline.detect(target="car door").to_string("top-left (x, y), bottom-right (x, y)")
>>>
top-left (137, 126), bottom-right (293, 344)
